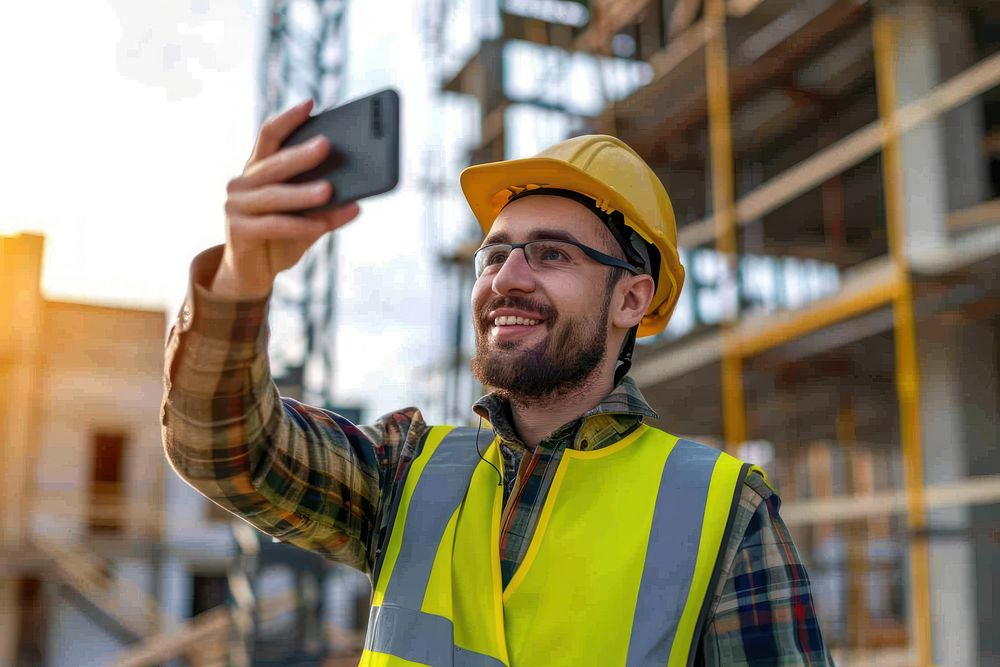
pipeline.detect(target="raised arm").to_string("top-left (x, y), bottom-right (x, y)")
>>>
top-left (161, 101), bottom-right (402, 573)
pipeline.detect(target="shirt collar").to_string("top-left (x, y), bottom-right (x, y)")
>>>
top-left (471, 376), bottom-right (657, 451)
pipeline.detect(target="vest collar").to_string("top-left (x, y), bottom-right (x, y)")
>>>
top-left (471, 376), bottom-right (658, 452)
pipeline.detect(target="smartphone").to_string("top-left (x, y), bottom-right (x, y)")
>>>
top-left (281, 88), bottom-right (400, 212)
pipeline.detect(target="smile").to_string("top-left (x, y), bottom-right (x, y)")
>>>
top-left (494, 315), bottom-right (541, 326)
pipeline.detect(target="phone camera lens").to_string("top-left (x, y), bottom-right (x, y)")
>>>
top-left (372, 98), bottom-right (383, 138)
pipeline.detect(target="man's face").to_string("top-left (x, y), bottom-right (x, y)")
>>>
top-left (470, 195), bottom-right (620, 402)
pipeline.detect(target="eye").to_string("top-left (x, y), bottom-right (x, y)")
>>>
top-left (535, 242), bottom-right (572, 263)
top-left (483, 246), bottom-right (509, 266)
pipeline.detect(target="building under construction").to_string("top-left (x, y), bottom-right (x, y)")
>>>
top-left (0, 0), bottom-right (373, 664)
top-left (1, 0), bottom-right (997, 665)
top-left (0, 233), bottom-right (371, 666)
top-left (429, 0), bottom-right (1000, 664)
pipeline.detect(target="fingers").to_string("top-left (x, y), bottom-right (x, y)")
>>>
top-left (227, 180), bottom-right (331, 215)
top-left (233, 204), bottom-right (361, 242)
top-left (248, 99), bottom-right (315, 163)
top-left (233, 135), bottom-right (330, 191)
top-left (221, 100), bottom-right (362, 292)
top-left (312, 201), bottom-right (361, 232)
top-left (237, 215), bottom-right (335, 243)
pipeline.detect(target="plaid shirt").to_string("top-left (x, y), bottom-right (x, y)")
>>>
top-left (162, 245), bottom-right (833, 666)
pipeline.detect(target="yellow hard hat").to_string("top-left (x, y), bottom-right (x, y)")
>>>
top-left (460, 134), bottom-right (685, 337)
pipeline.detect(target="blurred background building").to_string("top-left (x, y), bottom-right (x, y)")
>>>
top-left (1, 0), bottom-right (998, 665)
top-left (0, 233), bottom-right (368, 666)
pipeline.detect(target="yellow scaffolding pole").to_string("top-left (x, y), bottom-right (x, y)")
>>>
top-left (704, 0), bottom-right (746, 448)
top-left (871, 6), bottom-right (933, 665)
top-left (726, 264), bottom-right (899, 358)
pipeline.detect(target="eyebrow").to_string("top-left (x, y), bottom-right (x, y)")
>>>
top-left (482, 228), bottom-right (582, 246)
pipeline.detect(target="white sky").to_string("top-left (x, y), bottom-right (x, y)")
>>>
top-left (1, 1), bottom-right (258, 307)
top-left (0, 0), bottom-right (469, 423)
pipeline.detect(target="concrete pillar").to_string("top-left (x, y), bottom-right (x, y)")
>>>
top-left (917, 317), bottom-right (978, 666)
top-left (894, 0), bottom-right (949, 255)
top-left (0, 233), bottom-right (45, 666)
top-left (934, 7), bottom-right (990, 213)
top-left (894, 1), bottom-right (988, 255)
top-left (916, 315), bottom-right (999, 666)
top-left (892, 3), bottom-right (989, 664)
top-left (960, 320), bottom-right (1000, 665)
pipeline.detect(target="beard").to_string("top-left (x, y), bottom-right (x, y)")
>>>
top-left (471, 293), bottom-right (610, 403)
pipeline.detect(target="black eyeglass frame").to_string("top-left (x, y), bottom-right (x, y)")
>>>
top-left (474, 239), bottom-right (642, 278)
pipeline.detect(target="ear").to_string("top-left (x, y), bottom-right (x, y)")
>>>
top-left (611, 273), bottom-right (655, 330)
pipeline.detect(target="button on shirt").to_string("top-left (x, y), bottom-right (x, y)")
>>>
top-left (162, 245), bottom-right (833, 666)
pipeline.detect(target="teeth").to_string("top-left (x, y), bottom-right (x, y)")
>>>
top-left (494, 315), bottom-right (539, 326)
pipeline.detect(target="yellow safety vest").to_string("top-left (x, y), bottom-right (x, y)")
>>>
top-left (360, 423), bottom-right (760, 667)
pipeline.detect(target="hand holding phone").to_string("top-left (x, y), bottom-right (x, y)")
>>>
top-left (211, 90), bottom-right (401, 300)
top-left (280, 88), bottom-right (401, 212)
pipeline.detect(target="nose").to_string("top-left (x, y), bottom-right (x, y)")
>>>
top-left (491, 247), bottom-right (536, 296)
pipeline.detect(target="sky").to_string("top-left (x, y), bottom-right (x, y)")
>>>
top-left (2, 1), bottom-right (259, 307)
top-left (1, 0), bottom-right (474, 422)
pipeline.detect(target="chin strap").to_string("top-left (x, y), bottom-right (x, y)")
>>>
top-left (614, 325), bottom-right (638, 386)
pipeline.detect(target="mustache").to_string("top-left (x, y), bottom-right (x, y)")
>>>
top-left (477, 296), bottom-right (558, 327)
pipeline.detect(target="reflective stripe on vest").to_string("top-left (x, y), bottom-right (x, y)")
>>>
top-left (362, 425), bottom-right (752, 667)
top-left (365, 605), bottom-right (505, 667)
top-left (382, 426), bottom-right (483, 610)
top-left (626, 440), bottom-right (745, 665)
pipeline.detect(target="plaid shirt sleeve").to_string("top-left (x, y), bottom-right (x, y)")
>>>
top-left (699, 473), bottom-right (834, 666)
top-left (161, 245), bottom-right (426, 574)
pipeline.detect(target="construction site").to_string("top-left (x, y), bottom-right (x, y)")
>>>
top-left (1, 0), bottom-right (999, 665)
top-left (428, 0), bottom-right (1000, 664)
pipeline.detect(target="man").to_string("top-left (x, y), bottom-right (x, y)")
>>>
top-left (162, 100), bottom-right (832, 666)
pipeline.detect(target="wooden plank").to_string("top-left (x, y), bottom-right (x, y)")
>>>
top-left (780, 474), bottom-right (1000, 526)
top-left (112, 607), bottom-right (231, 667)
top-left (734, 49), bottom-right (1000, 226)
top-left (727, 0), bottom-right (765, 18)
top-left (947, 197), bottom-right (1000, 232)
top-left (674, 46), bottom-right (998, 251)
top-left (635, 268), bottom-right (900, 386)
top-left (480, 104), bottom-right (507, 148)
top-left (631, 330), bottom-right (722, 386)
top-left (648, 18), bottom-right (709, 80)
top-left (735, 121), bottom-right (885, 222)
top-left (113, 593), bottom-right (302, 667)
top-left (33, 535), bottom-right (162, 636)
top-left (574, 0), bottom-right (649, 52)
top-left (622, 0), bottom-right (869, 158)
top-left (669, 0), bottom-right (703, 38)
top-left (635, 263), bottom-right (896, 386)
top-left (724, 257), bottom-right (897, 357)
top-left (677, 215), bottom-right (715, 248)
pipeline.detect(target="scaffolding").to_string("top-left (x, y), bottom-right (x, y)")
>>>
top-left (432, 0), bottom-right (1000, 663)
top-left (262, 0), bottom-right (349, 407)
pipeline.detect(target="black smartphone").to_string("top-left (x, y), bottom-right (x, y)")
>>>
top-left (281, 88), bottom-right (400, 212)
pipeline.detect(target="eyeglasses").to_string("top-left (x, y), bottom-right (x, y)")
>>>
top-left (474, 239), bottom-right (640, 279)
